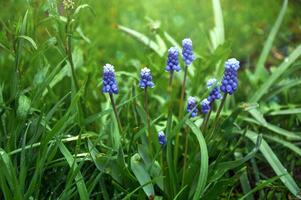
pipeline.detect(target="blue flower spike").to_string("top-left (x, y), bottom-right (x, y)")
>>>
top-left (165, 47), bottom-right (181, 72)
top-left (182, 38), bottom-right (195, 66)
top-left (201, 98), bottom-right (211, 114)
top-left (102, 64), bottom-right (118, 94)
top-left (139, 67), bottom-right (155, 89)
top-left (207, 78), bottom-right (222, 102)
top-left (158, 131), bottom-right (167, 146)
top-left (220, 58), bottom-right (240, 95)
top-left (187, 96), bottom-right (198, 118)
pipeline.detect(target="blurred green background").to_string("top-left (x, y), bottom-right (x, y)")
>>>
top-left (1, 0), bottom-right (301, 67)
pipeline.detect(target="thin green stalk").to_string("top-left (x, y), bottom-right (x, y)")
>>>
top-left (144, 88), bottom-right (151, 142)
top-left (181, 127), bottom-right (189, 187)
top-left (144, 88), bottom-right (153, 155)
top-left (166, 71), bottom-right (177, 196)
top-left (167, 71), bottom-right (179, 167)
top-left (161, 146), bottom-right (166, 192)
top-left (11, 10), bottom-right (28, 100)
top-left (212, 94), bottom-right (227, 129)
top-left (175, 65), bottom-right (188, 168)
top-left (179, 65), bottom-right (188, 118)
top-left (250, 157), bottom-right (265, 199)
top-left (65, 16), bottom-right (79, 91)
top-left (182, 102), bottom-right (200, 187)
top-left (12, 46), bottom-right (20, 99)
top-left (201, 107), bottom-right (212, 134)
top-left (109, 94), bottom-right (123, 135)
top-left (65, 14), bottom-right (87, 129)
top-left (161, 148), bottom-right (164, 169)
top-left (168, 71), bottom-right (174, 90)
top-left (207, 94), bottom-right (227, 141)
top-left (148, 148), bottom-right (162, 172)
top-left (167, 71), bottom-right (174, 131)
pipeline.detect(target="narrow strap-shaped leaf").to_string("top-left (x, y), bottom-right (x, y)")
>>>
top-left (250, 44), bottom-right (301, 102)
top-left (74, 4), bottom-right (96, 16)
top-left (130, 153), bottom-right (155, 198)
top-left (243, 130), bottom-right (301, 198)
top-left (264, 135), bottom-right (301, 157)
top-left (166, 111), bottom-right (177, 196)
top-left (254, 0), bottom-right (288, 80)
top-left (59, 142), bottom-right (89, 200)
top-left (238, 175), bottom-right (282, 200)
top-left (84, 92), bottom-right (142, 125)
top-left (118, 25), bottom-right (165, 57)
top-left (210, 0), bottom-right (225, 50)
top-left (186, 120), bottom-right (208, 200)
top-left (246, 109), bottom-right (301, 140)
top-left (208, 135), bottom-right (261, 183)
top-left (236, 152), bottom-right (254, 200)
top-left (0, 148), bottom-right (22, 199)
top-left (17, 35), bottom-right (38, 50)
top-left (268, 108), bottom-right (301, 116)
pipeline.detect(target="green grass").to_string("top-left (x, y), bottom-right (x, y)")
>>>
top-left (0, 0), bottom-right (301, 199)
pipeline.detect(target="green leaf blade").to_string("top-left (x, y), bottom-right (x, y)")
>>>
top-left (186, 120), bottom-right (208, 200)
top-left (243, 130), bottom-right (301, 198)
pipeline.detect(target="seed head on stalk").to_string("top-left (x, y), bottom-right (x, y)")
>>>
top-left (63, 0), bottom-right (75, 10)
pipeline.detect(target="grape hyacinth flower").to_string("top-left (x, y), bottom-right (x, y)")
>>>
top-left (179, 39), bottom-right (196, 177)
top-left (207, 78), bottom-right (222, 103)
top-left (179, 39), bottom-right (195, 119)
top-left (220, 58), bottom-right (240, 95)
top-left (207, 78), bottom-right (218, 89)
top-left (187, 96), bottom-right (198, 118)
top-left (102, 64), bottom-right (122, 134)
top-left (140, 67), bottom-right (154, 142)
top-left (201, 98), bottom-right (211, 114)
top-left (182, 38), bottom-right (195, 66)
top-left (165, 47), bottom-right (181, 72)
top-left (139, 67), bottom-right (155, 89)
top-left (102, 64), bottom-right (118, 94)
top-left (158, 131), bottom-right (167, 146)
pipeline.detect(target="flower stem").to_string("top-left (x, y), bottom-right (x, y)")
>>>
top-left (65, 16), bottom-right (79, 92)
top-left (174, 65), bottom-right (188, 166)
top-left (64, 15), bottom-right (87, 127)
top-left (167, 71), bottom-right (174, 117)
top-left (144, 88), bottom-right (152, 146)
top-left (181, 127), bottom-right (189, 187)
top-left (161, 147), bottom-right (166, 191)
top-left (161, 149), bottom-right (164, 186)
top-left (148, 147), bottom-right (162, 172)
top-left (179, 65), bottom-right (188, 118)
top-left (109, 94), bottom-right (123, 135)
top-left (207, 94), bottom-right (227, 141)
top-left (201, 105), bottom-right (212, 133)
top-left (168, 71), bottom-right (174, 90)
